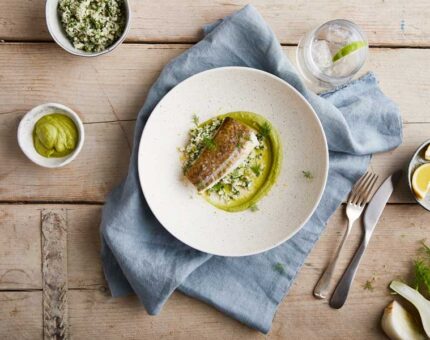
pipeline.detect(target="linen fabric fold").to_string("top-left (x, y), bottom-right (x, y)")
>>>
top-left (101, 5), bottom-right (402, 333)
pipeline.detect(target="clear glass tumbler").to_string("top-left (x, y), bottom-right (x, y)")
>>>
top-left (296, 19), bottom-right (368, 89)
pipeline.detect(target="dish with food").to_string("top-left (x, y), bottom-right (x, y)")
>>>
top-left (138, 67), bottom-right (328, 256)
top-left (17, 103), bottom-right (85, 168)
top-left (45, 0), bottom-right (131, 57)
top-left (181, 112), bottom-right (281, 212)
top-left (33, 113), bottom-right (79, 158)
top-left (58, 0), bottom-right (126, 52)
top-left (408, 140), bottom-right (430, 211)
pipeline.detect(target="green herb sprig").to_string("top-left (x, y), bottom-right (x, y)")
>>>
top-left (363, 278), bottom-right (376, 291)
top-left (192, 114), bottom-right (199, 126)
top-left (302, 170), bottom-right (314, 180)
top-left (259, 122), bottom-right (271, 138)
top-left (273, 262), bottom-right (285, 274)
top-left (202, 137), bottom-right (216, 150)
top-left (413, 241), bottom-right (430, 296)
top-left (250, 164), bottom-right (262, 177)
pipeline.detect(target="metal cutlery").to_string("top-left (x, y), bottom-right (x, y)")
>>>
top-left (314, 171), bottom-right (378, 299)
top-left (329, 170), bottom-right (403, 309)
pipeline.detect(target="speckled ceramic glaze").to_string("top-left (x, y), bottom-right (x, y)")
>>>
top-left (17, 103), bottom-right (85, 168)
top-left (138, 67), bottom-right (328, 256)
top-left (45, 0), bottom-right (131, 57)
top-left (408, 139), bottom-right (430, 212)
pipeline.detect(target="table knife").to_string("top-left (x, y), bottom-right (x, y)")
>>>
top-left (329, 170), bottom-right (403, 309)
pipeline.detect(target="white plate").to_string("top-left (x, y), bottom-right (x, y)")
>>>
top-left (138, 67), bottom-right (328, 256)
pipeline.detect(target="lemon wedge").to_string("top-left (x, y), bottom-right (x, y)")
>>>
top-left (425, 144), bottom-right (430, 161)
top-left (412, 163), bottom-right (430, 200)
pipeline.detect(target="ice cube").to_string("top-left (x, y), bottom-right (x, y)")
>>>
top-left (326, 24), bottom-right (351, 44)
top-left (311, 40), bottom-right (333, 69)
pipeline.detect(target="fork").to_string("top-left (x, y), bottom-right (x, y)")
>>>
top-left (313, 171), bottom-right (378, 299)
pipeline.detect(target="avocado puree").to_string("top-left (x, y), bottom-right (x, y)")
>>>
top-left (203, 111), bottom-right (282, 212)
top-left (33, 114), bottom-right (78, 158)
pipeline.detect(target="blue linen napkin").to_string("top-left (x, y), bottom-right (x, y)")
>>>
top-left (101, 5), bottom-right (402, 333)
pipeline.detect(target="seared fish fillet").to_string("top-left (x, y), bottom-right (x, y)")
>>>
top-left (185, 117), bottom-right (259, 192)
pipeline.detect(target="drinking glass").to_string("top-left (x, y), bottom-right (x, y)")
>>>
top-left (296, 19), bottom-right (368, 89)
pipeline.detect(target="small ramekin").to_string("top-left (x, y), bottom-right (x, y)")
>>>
top-left (45, 0), bottom-right (131, 57)
top-left (17, 103), bottom-right (85, 168)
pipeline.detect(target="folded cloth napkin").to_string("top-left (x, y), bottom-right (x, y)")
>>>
top-left (101, 5), bottom-right (402, 333)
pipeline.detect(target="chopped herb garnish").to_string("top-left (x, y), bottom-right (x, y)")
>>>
top-left (302, 170), bottom-right (314, 180)
top-left (211, 182), bottom-right (224, 192)
top-left (259, 122), bottom-right (271, 138)
top-left (273, 262), bottom-right (285, 274)
top-left (363, 278), bottom-right (375, 291)
top-left (249, 204), bottom-right (259, 212)
top-left (250, 164), bottom-right (262, 177)
top-left (236, 142), bottom-right (242, 149)
top-left (202, 137), bottom-right (216, 150)
top-left (58, 0), bottom-right (126, 53)
top-left (192, 114), bottom-right (200, 126)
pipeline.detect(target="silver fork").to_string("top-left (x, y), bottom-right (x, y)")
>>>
top-left (313, 171), bottom-right (378, 299)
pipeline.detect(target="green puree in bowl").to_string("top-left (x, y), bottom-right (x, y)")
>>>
top-left (33, 114), bottom-right (78, 158)
top-left (203, 111), bottom-right (282, 212)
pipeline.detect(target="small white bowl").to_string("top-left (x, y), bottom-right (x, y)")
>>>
top-left (46, 0), bottom-right (131, 57)
top-left (17, 103), bottom-right (85, 168)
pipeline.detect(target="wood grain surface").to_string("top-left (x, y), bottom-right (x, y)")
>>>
top-left (0, 44), bottom-right (429, 202)
top-left (41, 209), bottom-right (69, 339)
top-left (1, 2), bottom-right (430, 339)
top-left (2, 44), bottom-right (430, 124)
top-left (1, 1), bottom-right (429, 46)
top-left (0, 204), bottom-right (428, 339)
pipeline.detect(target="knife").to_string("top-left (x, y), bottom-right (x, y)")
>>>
top-left (329, 170), bottom-right (403, 309)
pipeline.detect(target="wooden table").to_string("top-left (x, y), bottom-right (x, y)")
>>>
top-left (1, 1), bottom-right (429, 339)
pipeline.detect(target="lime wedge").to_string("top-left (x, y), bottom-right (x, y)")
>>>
top-left (332, 41), bottom-right (367, 62)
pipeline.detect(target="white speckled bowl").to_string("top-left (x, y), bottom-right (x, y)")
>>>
top-left (45, 0), bottom-right (131, 57)
top-left (138, 67), bottom-right (329, 256)
top-left (408, 139), bottom-right (430, 212)
top-left (17, 103), bottom-right (85, 168)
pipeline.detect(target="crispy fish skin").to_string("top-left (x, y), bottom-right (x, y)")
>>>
top-left (185, 117), bottom-right (258, 192)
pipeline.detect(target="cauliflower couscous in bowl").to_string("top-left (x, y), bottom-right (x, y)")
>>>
top-left (46, 0), bottom-right (131, 57)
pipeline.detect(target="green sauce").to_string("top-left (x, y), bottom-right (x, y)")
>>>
top-left (33, 114), bottom-right (79, 158)
top-left (203, 111), bottom-right (282, 212)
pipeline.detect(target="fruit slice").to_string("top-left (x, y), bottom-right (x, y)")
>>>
top-left (425, 144), bottom-right (430, 161)
top-left (332, 41), bottom-right (367, 62)
top-left (412, 163), bottom-right (430, 200)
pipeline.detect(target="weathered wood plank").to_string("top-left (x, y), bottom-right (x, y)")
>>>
top-left (67, 206), bottom-right (105, 290)
top-left (69, 290), bottom-right (263, 339)
top-left (0, 206), bottom-right (41, 290)
top-left (0, 203), bottom-right (428, 337)
top-left (2, 44), bottom-right (430, 123)
top-left (41, 209), bottom-right (69, 340)
top-left (66, 204), bottom-right (429, 338)
top-left (1, 43), bottom-right (181, 123)
top-left (0, 116), bottom-right (423, 203)
top-left (0, 115), bottom-right (131, 202)
top-left (1, 1), bottom-right (429, 46)
top-left (0, 292), bottom-right (43, 339)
